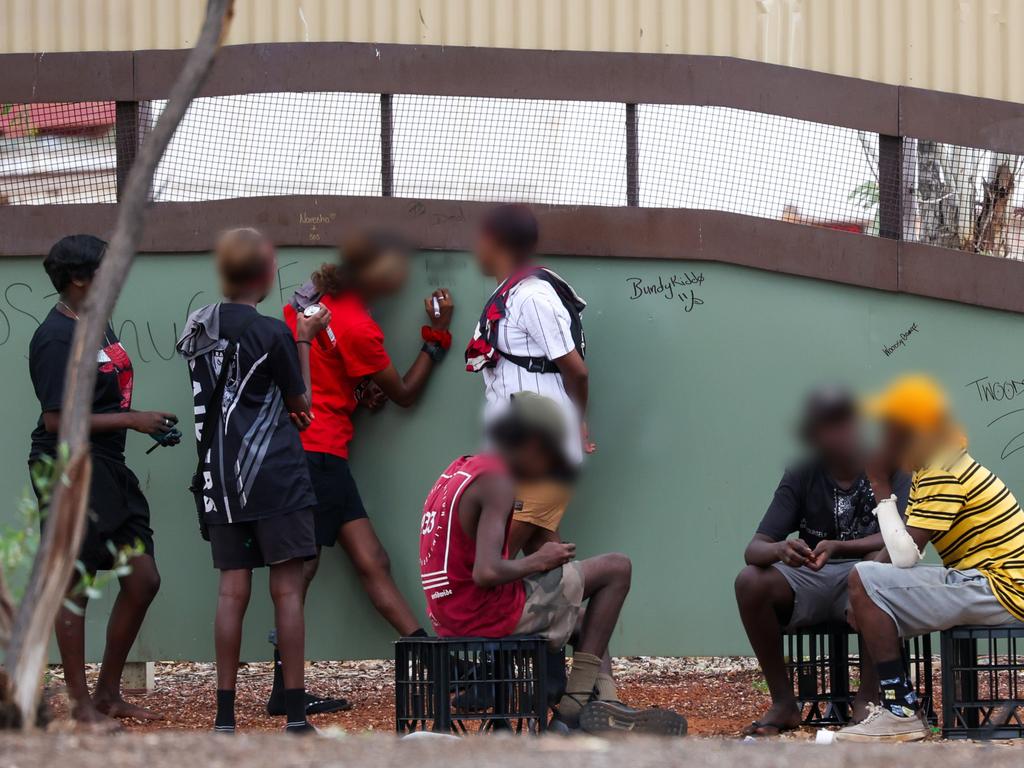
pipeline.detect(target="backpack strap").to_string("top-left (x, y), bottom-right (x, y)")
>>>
top-left (193, 312), bottom-right (260, 477)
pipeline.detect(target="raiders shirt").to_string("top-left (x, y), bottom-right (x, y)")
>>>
top-left (186, 303), bottom-right (315, 524)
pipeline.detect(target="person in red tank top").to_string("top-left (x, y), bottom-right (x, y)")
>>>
top-left (276, 232), bottom-right (454, 716)
top-left (419, 392), bottom-right (687, 736)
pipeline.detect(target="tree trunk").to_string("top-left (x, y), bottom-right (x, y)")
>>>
top-left (3, 0), bottom-right (234, 728)
top-left (916, 141), bottom-right (962, 248)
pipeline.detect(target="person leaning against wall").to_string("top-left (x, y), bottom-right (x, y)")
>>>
top-left (28, 235), bottom-right (182, 728)
top-left (277, 231), bottom-right (453, 716)
top-left (465, 204), bottom-right (592, 557)
top-left (176, 228), bottom-right (331, 734)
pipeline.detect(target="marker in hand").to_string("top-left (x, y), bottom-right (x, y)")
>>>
top-left (303, 304), bottom-right (337, 351)
top-left (432, 296), bottom-right (441, 319)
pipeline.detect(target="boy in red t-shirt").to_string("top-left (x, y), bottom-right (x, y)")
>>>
top-left (276, 232), bottom-right (453, 715)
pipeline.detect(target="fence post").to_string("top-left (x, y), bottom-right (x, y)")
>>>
top-left (380, 93), bottom-right (394, 197)
top-left (878, 134), bottom-right (903, 239)
top-left (114, 101), bottom-right (140, 201)
top-left (625, 103), bottom-right (639, 207)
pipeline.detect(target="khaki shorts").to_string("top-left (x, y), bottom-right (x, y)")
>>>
top-left (513, 561), bottom-right (585, 650)
top-left (513, 480), bottom-right (573, 532)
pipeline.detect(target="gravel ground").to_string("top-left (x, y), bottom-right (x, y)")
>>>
top-left (1, 731), bottom-right (1023, 768)
top-left (41, 657), bottom-right (779, 736)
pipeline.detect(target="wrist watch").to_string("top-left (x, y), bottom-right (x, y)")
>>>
top-left (422, 341), bottom-right (446, 363)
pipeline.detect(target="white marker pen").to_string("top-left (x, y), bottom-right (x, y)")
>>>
top-left (432, 296), bottom-right (441, 319)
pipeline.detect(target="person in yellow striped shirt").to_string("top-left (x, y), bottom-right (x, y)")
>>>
top-left (836, 375), bottom-right (1024, 743)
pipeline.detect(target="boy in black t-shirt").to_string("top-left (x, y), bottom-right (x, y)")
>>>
top-left (28, 235), bottom-right (181, 727)
top-left (733, 387), bottom-right (910, 736)
top-left (176, 228), bottom-right (330, 734)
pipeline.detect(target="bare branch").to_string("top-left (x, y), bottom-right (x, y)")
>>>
top-left (3, 0), bottom-right (235, 728)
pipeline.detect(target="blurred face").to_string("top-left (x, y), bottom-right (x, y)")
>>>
top-left (497, 435), bottom-right (556, 482)
top-left (807, 413), bottom-right (860, 466)
top-left (474, 231), bottom-right (504, 277)
top-left (358, 247), bottom-right (410, 298)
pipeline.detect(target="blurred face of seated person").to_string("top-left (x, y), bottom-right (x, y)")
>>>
top-left (280, 232), bottom-right (449, 642)
top-left (28, 234), bottom-right (168, 726)
top-left (835, 375), bottom-right (1024, 742)
top-left (733, 386), bottom-right (912, 736)
top-left (418, 392), bottom-right (686, 733)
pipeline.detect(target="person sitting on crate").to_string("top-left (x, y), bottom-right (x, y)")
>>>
top-left (418, 392), bottom-right (687, 736)
top-left (735, 386), bottom-right (911, 736)
top-left (834, 375), bottom-right (1024, 743)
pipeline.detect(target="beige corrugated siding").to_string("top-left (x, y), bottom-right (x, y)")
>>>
top-left (1, 0), bottom-right (1022, 101)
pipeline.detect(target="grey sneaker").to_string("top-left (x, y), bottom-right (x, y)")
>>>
top-left (579, 701), bottom-right (687, 736)
top-left (834, 704), bottom-right (928, 743)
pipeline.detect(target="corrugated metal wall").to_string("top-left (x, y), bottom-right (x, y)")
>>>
top-left (1, 0), bottom-right (1022, 102)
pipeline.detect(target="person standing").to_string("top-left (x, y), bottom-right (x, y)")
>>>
top-left (28, 234), bottom-right (180, 727)
top-left (277, 231), bottom-right (452, 714)
top-left (177, 228), bottom-right (329, 734)
top-left (465, 204), bottom-right (592, 556)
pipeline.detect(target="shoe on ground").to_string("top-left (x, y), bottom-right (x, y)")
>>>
top-left (578, 701), bottom-right (687, 737)
top-left (834, 704), bottom-right (928, 743)
top-left (546, 715), bottom-right (577, 735)
top-left (285, 721), bottom-right (319, 736)
top-left (267, 690), bottom-right (351, 716)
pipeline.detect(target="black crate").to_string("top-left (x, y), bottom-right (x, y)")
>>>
top-left (940, 623), bottom-right (1024, 739)
top-left (785, 622), bottom-right (935, 726)
top-left (395, 636), bottom-right (562, 734)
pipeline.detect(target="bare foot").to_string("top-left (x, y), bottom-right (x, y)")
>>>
top-left (71, 702), bottom-right (122, 732)
top-left (741, 700), bottom-right (802, 736)
top-left (851, 692), bottom-right (879, 723)
top-left (94, 695), bottom-right (165, 721)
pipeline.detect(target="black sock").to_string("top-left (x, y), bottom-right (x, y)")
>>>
top-left (284, 688), bottom-right (307, 727)
top-left (270, 648), bottom-right (284, 697)
top-left (407, 627), bottom-right (429, 638)
top-left (215, 689), bottom-right (236, 731)
top-left (877, 659), bottom-right (918, 717)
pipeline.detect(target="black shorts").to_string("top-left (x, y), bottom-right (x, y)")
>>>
top-left (208, 508), bottom-right (316, 570)
top-left (32, 455), bottom-right (154, 575)
top-left (306, 451), bottom-right (368, 546)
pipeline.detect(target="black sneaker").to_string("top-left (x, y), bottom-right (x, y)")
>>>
top-left (285, 720), bottom-right (319, 736)
top-left (579, 701), bottom-right (687, 736)
top-left (266, 631), bottom-right (351, 716)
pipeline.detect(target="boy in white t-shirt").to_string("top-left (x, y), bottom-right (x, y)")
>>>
top-left (465, 204), bottom-right (593, 555)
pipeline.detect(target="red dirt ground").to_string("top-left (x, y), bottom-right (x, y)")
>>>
top-left (41, 657), bottom-right (865, 737)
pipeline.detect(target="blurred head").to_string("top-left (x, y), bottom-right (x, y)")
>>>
top-left (488, 392), bottom-right (570, 482)
top-left (865, 374), bottom-right (965, 470)
top-left (312, 230), bottom-right (410, 300)
top-left (475, 204), bottom-right (539, 277)
top-left (215, 227), bottom-right (275, 301)
top-left (800, 385), bottom-right (860, 466)
top-left (44, 234), bottom-right (107, 295)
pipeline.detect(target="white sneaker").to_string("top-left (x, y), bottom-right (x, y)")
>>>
top-left (834, 704), bottom-right (928, 743)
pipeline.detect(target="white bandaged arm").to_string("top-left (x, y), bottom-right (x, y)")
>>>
top-left (874, 495), bottom-right (923, 568)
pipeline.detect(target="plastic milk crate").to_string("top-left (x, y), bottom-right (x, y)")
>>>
top-left (784, 622), bottom-right (936, 726)
top-left (940, 623), bottom-right (1024, 739)
top-left (395, 636), bottom-right (565, 735)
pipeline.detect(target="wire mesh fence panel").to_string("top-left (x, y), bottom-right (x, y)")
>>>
top-left (903, 139), bottom-right (1024, 260)
top-left (141, 92), bottom-right (382, 202)
top-left (392, 96), bottom-right (627, 207)
top-left (0, 102), bottom-right (120, 205)
top-left (638, 105), bottom-right (879, 234)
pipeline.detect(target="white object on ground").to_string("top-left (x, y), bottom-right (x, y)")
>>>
top-left (815, 729), bottom-right (836, 744)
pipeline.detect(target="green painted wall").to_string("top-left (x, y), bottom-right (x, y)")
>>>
top-left (2, 249), bottom-right (1024, 661)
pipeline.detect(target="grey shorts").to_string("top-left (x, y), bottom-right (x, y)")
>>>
top-left (772, 560), bottom-right (858, 630)
top-left (855, 561), bottom-right (1023, 638)
top-left (513, 561), bottom-right (585, 650)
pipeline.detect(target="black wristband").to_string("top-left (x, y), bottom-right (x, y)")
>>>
top-left (422, 341), bottom-right (446, 363)
top-left (296, 339), bottom-right (312, 346)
